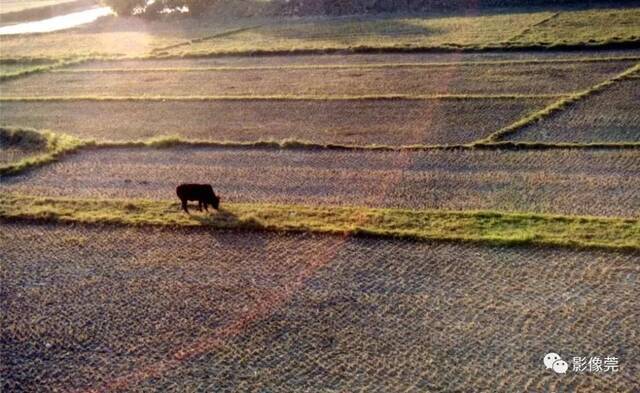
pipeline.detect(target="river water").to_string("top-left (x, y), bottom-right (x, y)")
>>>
top-left (0, 6), bottom-right (113, 35)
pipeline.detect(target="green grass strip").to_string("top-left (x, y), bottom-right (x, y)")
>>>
top-left (0, 94), bottom-right (566, 102)
top-left (480, 62), bottom-right (640, 142)
top-left (1, 194), bottom-right (638, 251)
top-left (50, 56), bottom-right (640, 73)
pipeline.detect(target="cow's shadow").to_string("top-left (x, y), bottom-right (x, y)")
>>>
top-left (190, 207), bottom-right (261, 230)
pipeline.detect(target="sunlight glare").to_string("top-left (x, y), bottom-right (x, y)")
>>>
top-left (0, 7), bottom-right (113, 35)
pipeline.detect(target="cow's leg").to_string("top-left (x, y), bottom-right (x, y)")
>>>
top-left (181, 199), bottom-right (189, 214)
top-left (198, 201), bottom-right (203, 212)
top-left (203, 203), bottom-right (209, 212)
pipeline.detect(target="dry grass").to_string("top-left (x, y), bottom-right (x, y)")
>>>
top-left (507, 78), bottom-right (640, 143)
top-left (513, 8), bottom-right (640, 45)
top-left (2, 221), bottom-right (638, 391)
top-left (0, 127), bottom-right (85, 175)
top-left (0, 127), bottom-right (47, 164)
top-left (2, 146), bottom-right (638, 217)
top-left (2, 60), bottom-right (633, 97)
top-left (0, 99), bottom-right (552, 146)
top-left (2, 7), bottom-right (639, 60)
top-left (162, 11), bottom-right (554, 56)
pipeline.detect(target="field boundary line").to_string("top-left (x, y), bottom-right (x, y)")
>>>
top-left (506, 12), bottom-right (561, 43)
top-left (3, 41), bottom-right (640, 65)
top-left (49, 56), bottom-right (640, 73)
top-left (0, 93), bottom-right (568, 102)
top-left (0, 58), bottom-right (90, 82)
top-left (479, 62), bottom-right (640, 143)
top-left (139, 40), bottom-right (640, 60)
top-left (1, 194), bottom-right (638, 251)
top-left (149, 25), bottom-right (263, 55)
top-left (3, 127), bottom-right (640, 177)
top-left (3, 42), bottom-right (640, 65)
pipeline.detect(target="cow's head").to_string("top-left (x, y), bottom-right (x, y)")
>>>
top-left (210, 194), bottom-right (220, 210)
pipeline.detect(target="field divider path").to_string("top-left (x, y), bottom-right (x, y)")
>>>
top-left (0, 57), bottom-right (91, 82)
top-left (480, 62), bottom-right (640, 143)
top-left (50, 55), bottom-right (640, 73)
top-left (149, 25), bottom-right (263, 54)
top-left (3, 127), bottom-right (640, 177)
top-left (0, 94), bottom-right (569, 102)
top-left (506, 12), bottom-right (561, 43)
top-left (1, 194), bottom-right (638, 251)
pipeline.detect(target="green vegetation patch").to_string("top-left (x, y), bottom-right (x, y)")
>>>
top-left (1, 194), bottom-right (638, 250)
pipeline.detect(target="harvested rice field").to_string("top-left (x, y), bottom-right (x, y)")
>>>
top-left (2, 3), bottom-right (640, 392)
top-left (63, 49), bottom-right (640, 69)
top-left (1, 60), bottom-right (635, 97)
top-left (506, 78), bottom-right (640, 143)
top-left (0, 99), bottom-right (551, 145)
top-left (2, 147), bottom-right (638, 217)
top-left (1, 222), bottom-right (638, 392)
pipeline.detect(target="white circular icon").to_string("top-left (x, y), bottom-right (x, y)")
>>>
top-left (552, 359), bottom-right (569, 374)
top-left (544, 353), bottom-right (561, 369)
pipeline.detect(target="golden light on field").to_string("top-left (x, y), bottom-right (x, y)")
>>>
top-left (0, 6), bottom-right (113, 35)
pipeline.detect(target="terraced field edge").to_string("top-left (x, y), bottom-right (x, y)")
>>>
top-left (3, 41), bottom-right (640, 65)
top-left (151, 40), bottom-right (640, 59)
top-left (0, 58), bottom-right (90, 82)
top-left (0, 127), bottom-right (85, 175)
top-left (1, 194), bottom-right (638, 251)
top-left (3, 128), bottom-right (640, 177)
top-left (0, 94), bottom-right (568, 101)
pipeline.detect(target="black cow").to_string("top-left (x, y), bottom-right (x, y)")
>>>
top-left (176, 184), bottom-right (220, 213)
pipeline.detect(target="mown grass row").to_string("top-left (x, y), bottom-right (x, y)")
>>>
top-left (1, 194), bottom-right (638, 251)
top-left (481, 62), bottom-right (640, 142)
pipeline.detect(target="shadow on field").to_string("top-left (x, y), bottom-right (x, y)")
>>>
top-left (191, 207), bottom-right (263, 232)
top-left (253, 18), bottom-right (444, 46)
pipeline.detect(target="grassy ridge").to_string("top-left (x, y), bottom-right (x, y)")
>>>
top-left (0, 94), bottom-right (568, 102)
top-left (3, 129), bottom-right (639, 177)
top-left (1, 194), bottom-right (638, 251)
top-left (0, 127), bottom-right (85, 176)
top-left (0, 58), bottom-right (89, 82)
